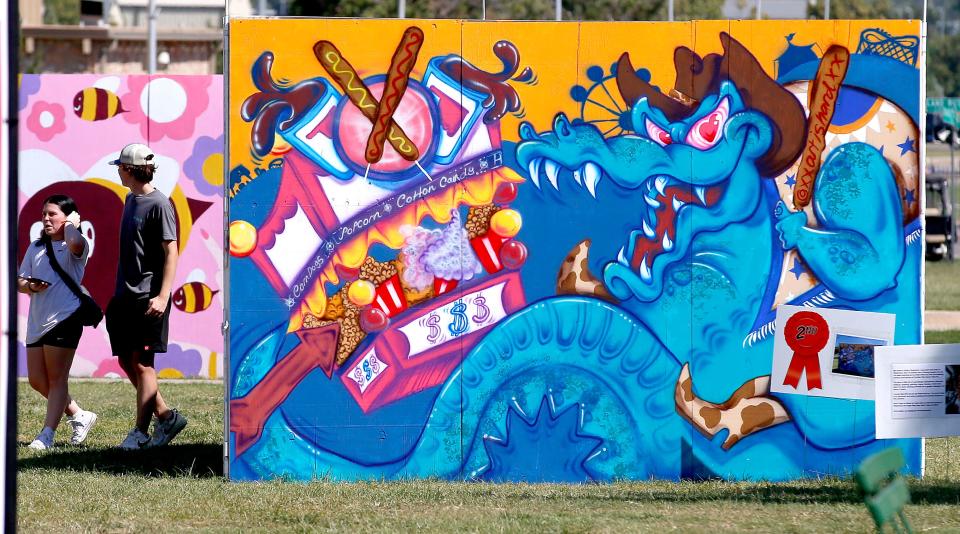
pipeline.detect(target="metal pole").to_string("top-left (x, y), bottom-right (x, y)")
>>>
top-left (398, 0), bottom-right (405, 18)
top-left (482, 0), bottom-right (485, 20)
top-left (555, 0), bottom-right (560, 21)
top-left (668, 0), bottom-right (673, 21)
top-left (147, 0), bottom-right (156, 74)
top-left (825, 0), bottom-right (830, 19)
top-left (258, 0), bottom-right (266, 16)
top-left (756, 0), bottom-right (761, 19)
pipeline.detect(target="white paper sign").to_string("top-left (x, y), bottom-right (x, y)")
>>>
top-left (875, 344), bottom-right (960, 438)
top-left (770, 305), bottom-right (895, 400)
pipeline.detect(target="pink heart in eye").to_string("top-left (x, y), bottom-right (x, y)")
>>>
top-left (658, 130), bottom-right (672, 145)
top-left (698, 113), bottom-right (720, 143)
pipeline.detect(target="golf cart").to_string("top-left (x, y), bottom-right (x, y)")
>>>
top-left (926, 173), bottom-right (955, 261)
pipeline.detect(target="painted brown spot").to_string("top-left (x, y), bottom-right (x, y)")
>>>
top-left (558, 272), bottom-right (580, 294)
top-left (740, 403), bottom-right (776, 435)
top-left (699, 406), bottom-right (721, 429)
top-left (723, 435), bottom-right (740, 449)
top-left (680, 377), bottom-right (694, 402)
top-left (723, 378), bottom-right (757, 409)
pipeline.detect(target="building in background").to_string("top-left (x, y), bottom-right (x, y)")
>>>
top-left (19, 0), bottom-right (252, 74)
top-left (722, 0), bottom-right (806, 19)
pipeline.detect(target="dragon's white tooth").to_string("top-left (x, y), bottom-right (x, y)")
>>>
top-left (639, 254), bottom-right (652, 282)
top-left (544, 159), bottom-right (561, 190)
top-left (672, 196), bottom-right (684, 211)
top-left (572, 167), bottom-right (584, 186)
top-left (655, 176), bottom-right (668, 196)
top-left (584, 162), bottom-right (601, 198)
top-left (662, 232), bottom-right (673, 251)
top-left (618, 246), bottom-right (628, 264)
top-left (528, 158), bottom-right (543, 189)
top-left (644, 195), bottom-right (661, 208)
top-left (695, 186), bottom-right (707, 205)
top-left (642, 218), bottom-right (655, 238)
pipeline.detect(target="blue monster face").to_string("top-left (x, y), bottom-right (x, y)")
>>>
top-left (516, 82), bottom-right (776, 303)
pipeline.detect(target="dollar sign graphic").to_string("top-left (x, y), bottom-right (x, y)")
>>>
top-left (448, 299), bottom-right (468, 337)
top-left (472, 296), bottom-right (490, 324)
top-left (422, 313), bottom-right (442, 344)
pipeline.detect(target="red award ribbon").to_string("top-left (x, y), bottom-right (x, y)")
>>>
top-left (782, 311), bottom-right (829, 390)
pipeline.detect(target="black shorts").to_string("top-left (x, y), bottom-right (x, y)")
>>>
top-left (106, 293), bottom-right (172, 355)
top-left (26, 312), bottom-right (83, 350)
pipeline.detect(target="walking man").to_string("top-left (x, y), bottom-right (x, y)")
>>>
top-left (108, 143), bottom-right (187, 449)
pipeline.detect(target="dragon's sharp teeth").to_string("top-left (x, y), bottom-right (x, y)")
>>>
top-left (662, 232), bottom-right (673, 251)
top-left (655, 176), bottom-right (668, 196)
top-left (528, 158), bottom-right (543, 188)
top-left (583, 162), bottom-right (601, 198)
top-left (644, 195), bottom-right (661, 208)
top-left (672, 196), bottom-right (684, 211)
top-left (572, 167), bottom-right (584, 186)
top-left (639, 254), bottom-right (652, 282)
top-left (695, 186), bottom-right (707, 205)
top-left (618, 246), bottom-right (628, 264)
top-left (544, 159), bottom-right (560, 189)
top-left (642, 218), bottom-right (655, 238)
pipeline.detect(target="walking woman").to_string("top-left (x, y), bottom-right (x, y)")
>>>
top-left (17, 194), bottom-right (98, 449)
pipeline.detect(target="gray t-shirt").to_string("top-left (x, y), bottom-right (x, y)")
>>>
top-left (115, 189), bottom-right (177, 297)
top-left (18, 238), bottom-right (90, 344)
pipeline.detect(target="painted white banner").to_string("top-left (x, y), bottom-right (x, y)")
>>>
top-left (399, 281), bottom-right (508, 359)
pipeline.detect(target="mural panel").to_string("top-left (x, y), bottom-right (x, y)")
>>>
top-left (227, 19), bottom-right (923, 481)
top-left (17, 74), bottom-right (224, 379)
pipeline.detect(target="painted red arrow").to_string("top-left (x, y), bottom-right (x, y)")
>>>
top-left (230, 322), bottom-right (340, 455)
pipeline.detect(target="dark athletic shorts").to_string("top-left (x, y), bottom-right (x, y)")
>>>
top-left (26, 312), bottom-right (83, 349)
top-left (106, 293), bottom-right (172, 355)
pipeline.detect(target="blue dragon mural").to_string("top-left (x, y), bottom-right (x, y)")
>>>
top-left (228, 27), bottom-right (922, 482)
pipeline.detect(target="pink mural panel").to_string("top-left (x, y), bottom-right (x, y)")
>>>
top-left (17, 74), bottom-right (223, 378)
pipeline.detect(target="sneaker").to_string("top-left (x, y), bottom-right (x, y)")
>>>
top-left (28, 428), bottom-right (55, 450)
top-left (147, 409), bottom-right (187, 448)
top-left (118, 428), bottom-right (150, 450)
top-left (67, 410), bottom-right (98, 445)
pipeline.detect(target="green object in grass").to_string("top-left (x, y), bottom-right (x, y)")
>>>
top-left (855, 448), bottom-right (914, 533)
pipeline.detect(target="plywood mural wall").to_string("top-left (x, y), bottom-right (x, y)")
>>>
top-left (17, 74), bottom-right (224, 379)
top-left (227, 19), bottom-right (923, 481)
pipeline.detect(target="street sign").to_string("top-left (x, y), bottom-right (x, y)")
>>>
top-left (928, 97), bottom-right (960, 128)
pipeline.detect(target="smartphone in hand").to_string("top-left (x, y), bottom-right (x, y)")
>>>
top-left (22, 277), bottom-right (50, 288)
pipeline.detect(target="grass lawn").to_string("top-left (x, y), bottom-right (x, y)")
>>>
top-left (926, 260), bottom-right (960, 311)
top-left (16, 380), bottom-right (960, 532)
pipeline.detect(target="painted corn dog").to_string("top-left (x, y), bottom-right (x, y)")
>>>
top-left (366, 27), bottom-right (425, 163)
top-left (313, 40), bottom-right (420, 162)
top-left (794, 45), bottom-right (850, 209)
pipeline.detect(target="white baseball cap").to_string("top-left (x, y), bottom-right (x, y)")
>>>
top-left (109, 143), bottom-right (157, 168)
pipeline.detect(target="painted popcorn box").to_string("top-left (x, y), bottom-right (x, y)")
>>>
top-left (432, 277), bottom-right (459, 296)
top-left (372, 273), bottom-right (409, 318)
top-left (470, 231), bottom-right (507, 274)
top-left (341, 271), bottom-right (525, 413)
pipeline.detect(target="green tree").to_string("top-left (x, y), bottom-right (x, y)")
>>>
top-left (43, 0), bottom-right (80, 25)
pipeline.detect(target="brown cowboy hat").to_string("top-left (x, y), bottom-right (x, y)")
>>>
top-left (616, 32), bottom-right (806, 178)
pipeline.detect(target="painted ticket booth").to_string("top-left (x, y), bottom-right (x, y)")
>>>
top-left (226, 19), bottom-right (924, 482)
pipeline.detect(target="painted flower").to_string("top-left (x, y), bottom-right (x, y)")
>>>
top-left (94, 358), bottom-right (126, 379)
top-left (120, 75), bottom-right (211, 142)
top-left (19, 75), bottom-right (41, 110)
top-left (183, 134), bottom-right (225, 197)
top-left (157, 343), bottom-right (203, 378)
top-left (26, 101), bottom-right (66, 142)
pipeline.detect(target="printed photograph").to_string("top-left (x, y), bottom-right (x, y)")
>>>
top-left (831, 335), bottom-right (887, 379)
top-left (946, 365), bottom-right (960, 415)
